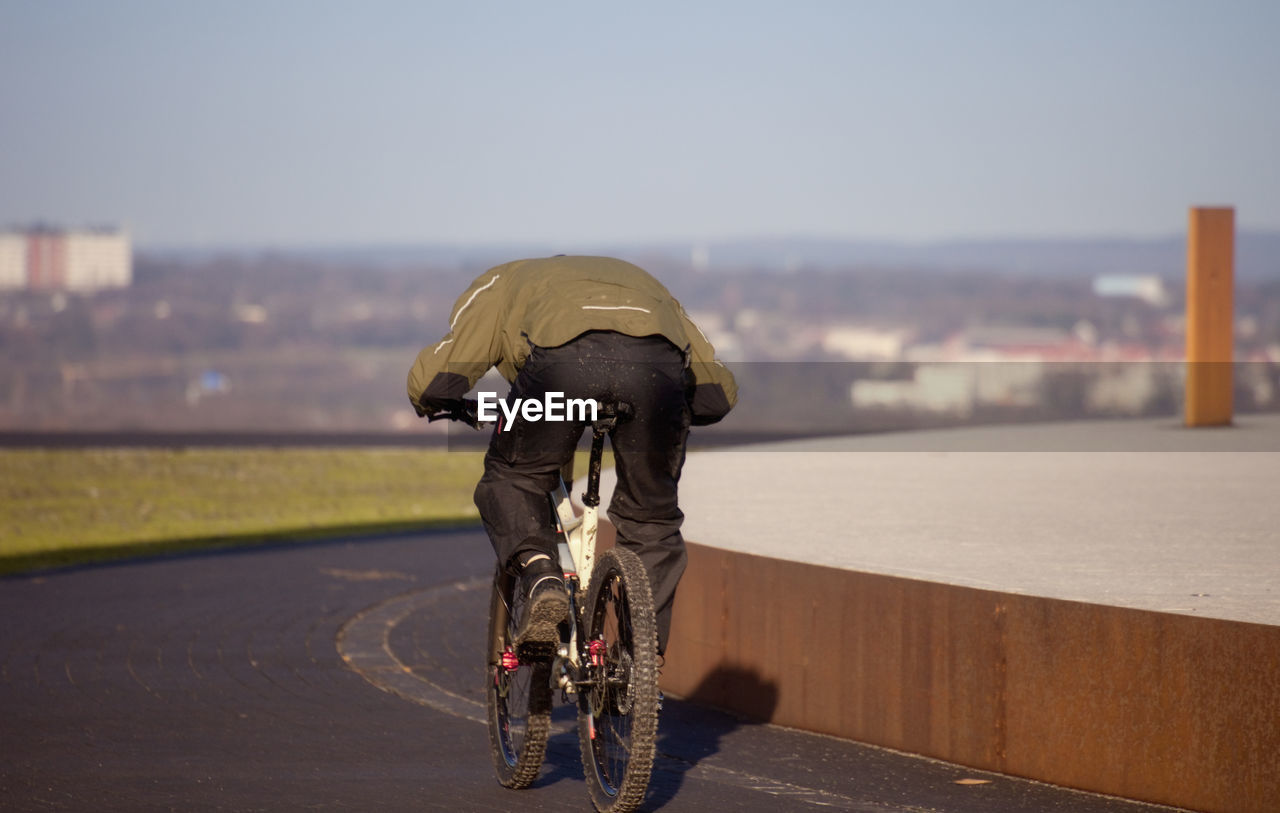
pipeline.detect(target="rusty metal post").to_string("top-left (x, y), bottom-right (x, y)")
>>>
top-left (1185, 206), bottom-right (1235, 426)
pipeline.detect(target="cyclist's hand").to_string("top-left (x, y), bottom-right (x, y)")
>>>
top-left (454, 398), bottom-right (483, 429)
top-left (425, 397), bottom-right (486, 429)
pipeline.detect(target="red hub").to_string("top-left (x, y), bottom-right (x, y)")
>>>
top-left (501, 649), bottom-right (520, 671)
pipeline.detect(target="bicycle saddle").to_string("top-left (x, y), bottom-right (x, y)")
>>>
top-left (591, 400), bottom-right (633, 434)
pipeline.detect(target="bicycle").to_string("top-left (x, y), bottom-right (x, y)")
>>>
top-left (431, 399), bottom-right (661, 812)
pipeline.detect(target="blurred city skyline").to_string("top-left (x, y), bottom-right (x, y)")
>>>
top-left (2, 1), bottom-right (1278, 250)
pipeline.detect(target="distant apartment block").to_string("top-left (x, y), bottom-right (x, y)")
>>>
top-left (0, 226), bottom-right (132, 291)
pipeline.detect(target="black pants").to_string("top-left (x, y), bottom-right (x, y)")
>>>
top-left (473, 331), bottom-right (690, 653)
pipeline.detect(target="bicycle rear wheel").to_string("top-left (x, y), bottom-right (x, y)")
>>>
top-left (577, 547), bottom-right (661, 813)
top-left (486, 567), bottom-right (553, 788)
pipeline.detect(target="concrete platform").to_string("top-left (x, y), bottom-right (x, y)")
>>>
top-left (677, 414), bottom-right (1280, 627)
top-left (586, 415), bottom-right (1280, 813)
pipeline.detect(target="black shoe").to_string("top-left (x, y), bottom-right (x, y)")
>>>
top-left (514, 556), bottom-right (569, 654)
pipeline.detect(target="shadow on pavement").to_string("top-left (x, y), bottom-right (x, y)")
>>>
top-left (647, 664), bottom-right (779, 810)
top-left (524, 664), bottom-right (779, 810)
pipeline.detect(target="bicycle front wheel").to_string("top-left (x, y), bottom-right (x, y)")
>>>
top-left (485, 567), bottom-right (553, 789)
top-left (577, 547), bottom-right (661, 813)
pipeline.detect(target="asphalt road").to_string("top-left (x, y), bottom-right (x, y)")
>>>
top-left (0, 529), bottom-right (1188, 812)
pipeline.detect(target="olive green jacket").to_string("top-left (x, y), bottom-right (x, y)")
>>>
top-left (406, 256), bottom-right (737, 424)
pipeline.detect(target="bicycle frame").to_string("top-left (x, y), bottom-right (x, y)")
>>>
top-left (552, 480), bottom-right (593, 585)
top-left (548, 408), bottom-right (615, 680)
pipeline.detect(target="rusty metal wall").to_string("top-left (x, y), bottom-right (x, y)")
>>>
top-left (661, 540), bottom-right (1280, 813)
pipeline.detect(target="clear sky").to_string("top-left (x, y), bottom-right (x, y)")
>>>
top-left (2, 1), bottom-right (1277, 249)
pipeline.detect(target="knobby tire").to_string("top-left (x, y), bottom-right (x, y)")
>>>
top-left (485, 567), bottom-right (553, 789)
top-left (577, 547), bottom-right (661, 813)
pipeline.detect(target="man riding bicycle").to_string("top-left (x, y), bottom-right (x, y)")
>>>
top-left (407, 255), bottom-right (736, 656)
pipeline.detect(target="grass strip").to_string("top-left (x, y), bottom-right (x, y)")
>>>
top-left (1, 447), bottom-right (608, 576)
top-left (0, 517), bottom-right (480, 577)
top-left (1, 448), bottom-right (484, 575)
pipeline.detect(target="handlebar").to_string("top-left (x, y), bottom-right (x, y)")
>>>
top-left (425, 398), bottom-right (484, 429)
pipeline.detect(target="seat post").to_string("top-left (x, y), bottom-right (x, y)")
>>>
top-left (583, 421), bottom-right (609, 508)
top-left (582, 401), bottom-right (628, 508)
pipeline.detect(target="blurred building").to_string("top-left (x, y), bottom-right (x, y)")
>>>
top-left (1092, 274), bottom-right (1168, 307)
top-left (821, 325), bottom-right (909, 361)
top-left (0, 226), bottom-right (132, 291)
